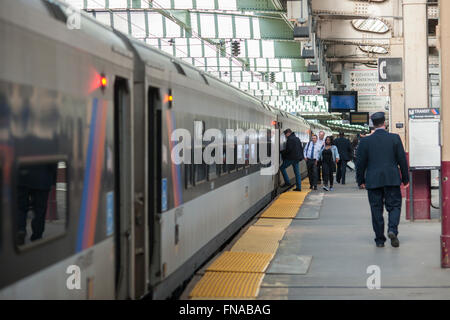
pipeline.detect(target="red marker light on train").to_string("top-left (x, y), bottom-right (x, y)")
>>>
top-left (271, 121), bottom-right (277, 126)
top-left (101, 76), bottom-right (108, 88)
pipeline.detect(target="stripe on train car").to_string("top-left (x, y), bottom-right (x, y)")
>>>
top-left (76, 98), bottom-right (108, 252)
top-left (165, 110), bottom-right (183, 208)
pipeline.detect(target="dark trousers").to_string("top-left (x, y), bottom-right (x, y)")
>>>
top-left (317, 160), bottom-right (322, 182)
top-left (367, 186), bottom-right (402, 244)
top-left (306, 159), bottom-right (318, 187)
top-left (280, 159), bottom-right (301, 190)
top-left (336, 160), bottom-right (348, 184)
top-left (322, 161), bottom-right (334, 187)
top-left (17, 186), bottom-right (50, 239)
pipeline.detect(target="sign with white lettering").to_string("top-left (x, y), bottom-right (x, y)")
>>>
top-left (344, 68), bottom-right (389, 113)
top-left (298, 86), bottom-right (326, 95)
top-left (408, 108), bottom-right (441, 169)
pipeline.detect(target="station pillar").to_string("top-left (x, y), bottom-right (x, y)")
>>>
top-left (403, 0), bottom-right (431, 220)
top-left (439, 0), bottom-right (450, 267)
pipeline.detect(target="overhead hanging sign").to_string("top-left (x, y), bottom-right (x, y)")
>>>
top-left (298, 86), bottom-right (326, 95)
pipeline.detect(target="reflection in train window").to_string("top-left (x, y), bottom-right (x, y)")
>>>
top-left (16, 160), bottom-right (67, 248)
top-left (193, 120), bottom-right (207, 184)
top-left (195, 163), bottom-right (207, 184)
top-left (184, 163), bottom-right (193, 189)
top-left (236, 144), bottom-right (244, 170)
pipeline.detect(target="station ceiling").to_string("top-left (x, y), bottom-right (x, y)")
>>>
top-left (64, 0), bottom-right (328, 114)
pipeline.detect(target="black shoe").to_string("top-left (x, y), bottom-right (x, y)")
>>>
top-left (388, 232), bottom-right (400, 247)
top-left (280, 183), bottom-right (291, 188)
top-left (336, 180), bottom-right (341, 184)
top-left (293, 188), bottom-right (302, 192)
top-left (313, 186), bottom-right (318, 190)
top-left (30, 234), bottom-right (42, 242)
top-left (310, 186), bottom-right (313, 190)
top-left (376, 243), bottom-right (385, 248)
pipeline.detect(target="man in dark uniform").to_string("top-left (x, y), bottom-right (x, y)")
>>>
top-left (334, 131), bottom-right (353, 184)
top-left (280, 129), bottom-right (304, 191)
top-left (17, 163), bottom-right (57, 245)
top-left (357, 112), bottom-right (409, 248)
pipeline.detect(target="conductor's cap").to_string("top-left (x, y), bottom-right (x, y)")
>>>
top-left (371, 112), bottom-right (385, 122)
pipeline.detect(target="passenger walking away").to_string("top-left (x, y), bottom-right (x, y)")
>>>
top-left (304, 134), bottom-right (320, 190)
top-left (280, 129), bottom-right (304, 191)
top-left (319, 136), bottom-right (340, 191)
top-left (316, 131), bottom-right (325, 183)
top-left (334, 131), bottom-right (353, 184)
top-left (356, 112), bottom-right (409, 248)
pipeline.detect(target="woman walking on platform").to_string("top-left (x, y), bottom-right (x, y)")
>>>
top-left (319, 136), bottom-right (340, 191)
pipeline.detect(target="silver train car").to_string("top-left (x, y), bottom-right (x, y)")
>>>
top-left (0, 0), bottom-right (332, 299)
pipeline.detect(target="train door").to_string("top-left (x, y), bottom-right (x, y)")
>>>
top-left (113, 77), bottom-right (132, 299)
top-left (132, 81), bottom-right (147, 299)
top-left (275, 119), bottom-right (283, 193)
top-left (147, 86), bottom-right (161, 298)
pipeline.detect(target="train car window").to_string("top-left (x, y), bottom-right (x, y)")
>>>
top-left (244, 143), bottom-right (250, 168)
top-left (228, 141), bottom-right (237, 173)
top-left (184, 162), bottom-right (193, 189)
top-left (193, 121), bottom-right (207, 185)
top-left (220, 143), bottom-right (228, 175)
top-left (184, 132), bottom-right (194, 189)
top-left (15, 159), bottom-right (68, 250)
top-left (208, 150), bottom-right (218, 181)
top-left (172, 61), bottom-right (186, 76)
top-left (236, 143), bottom-right (244, 171)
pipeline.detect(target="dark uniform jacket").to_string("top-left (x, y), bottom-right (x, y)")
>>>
top-left (333, 137), bottom-right (353, 161)
top-left (282, 133), bottom-right (304, 161)
top-left (356, 129), bottom-right (409, 189)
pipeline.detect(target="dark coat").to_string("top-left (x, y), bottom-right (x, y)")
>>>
top-left (334, 137), bottom-right (353, 161)
top-left (282, 133), bottom-right (304, 161)
top-left (356, 129), bottom-right (409, 189)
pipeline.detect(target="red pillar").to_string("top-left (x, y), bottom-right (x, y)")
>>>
top-left (440, 0), bottom-right (450, 267)
top-left (442, 162), bottom-right (450, 266)
top-left (405, 153), bottom-right (431, 220)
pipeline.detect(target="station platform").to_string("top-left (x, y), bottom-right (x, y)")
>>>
top-left (181, 172), bottom-right (450, 300)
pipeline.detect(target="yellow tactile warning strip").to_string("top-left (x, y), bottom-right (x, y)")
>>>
top-left (260, 204), bottom-right (300, 218)
top-left (253, 218), bottom-right (292, 229)
top-left (230, 226), bottom-right (286, 254)
top-left (189, 183), bottom-right (311, 299)
top-left (189, 272), bottom-right (264, 299)
top-left (206, 251), bottom-right (274, 273)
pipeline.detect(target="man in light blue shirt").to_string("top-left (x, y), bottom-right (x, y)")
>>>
top-left (304, 134), bottom-right (320, 190)
top-left (316, 131), bottom-right (325, 183)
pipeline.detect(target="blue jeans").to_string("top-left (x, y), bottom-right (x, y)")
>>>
top-left (280, 159), bottom-right (301, 190)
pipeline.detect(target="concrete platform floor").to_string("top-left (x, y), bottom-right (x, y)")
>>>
top-left (259, 172), bottom-right (450, 300)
